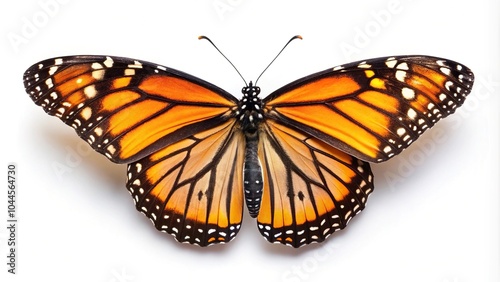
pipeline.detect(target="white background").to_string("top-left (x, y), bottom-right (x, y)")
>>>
top-left (1, 1), bottom-right (499, 282)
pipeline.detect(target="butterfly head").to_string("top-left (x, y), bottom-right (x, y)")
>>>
top-left (238, 81), bottom-right (263, 135)
top-left (242, 81), bottom-right (260, 97)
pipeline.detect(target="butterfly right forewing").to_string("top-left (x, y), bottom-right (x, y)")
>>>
top-left (263, 55), bottom-right (474, 163)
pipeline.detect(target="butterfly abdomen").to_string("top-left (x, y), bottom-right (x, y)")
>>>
top-left (243, 134), bottom-right (263, 217)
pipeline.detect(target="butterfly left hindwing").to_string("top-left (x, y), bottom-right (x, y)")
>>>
top-left (127, 119), bottom-right (245, 246)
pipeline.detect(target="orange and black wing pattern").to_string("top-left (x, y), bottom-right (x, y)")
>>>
top-left (127, 119), bottom-right (246, 246)
top-left (257, 120), bottom-right (373, 247)
top-left (263, 56), bottom-right (474, 163)
top-left (23, 52), bottom-right (474, 249)
top-left (23, 55), bottom-right (238, 163)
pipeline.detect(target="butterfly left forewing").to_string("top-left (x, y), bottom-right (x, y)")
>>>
top-left (263, 55), bottom-right (474, 163)
top-left (23, 55), bottom-right (238, 163)
top-left (257, 120), bottom-right (373, 247)
top-left (127, 119), bottom-right (245, 246)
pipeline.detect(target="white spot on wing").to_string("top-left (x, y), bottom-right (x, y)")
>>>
top-left (402, 87), bottom-right (415, 100)
top-left (407, 108), bottom-right (417, 120)
top-left (397, 128), bottom-right (406, 136)
top-left (94, 127), bottom-right (103, 136)
top-left (92, 69), bottom-right (105, 80)
top-left (385, 58), bottom-right (397, 68)
top-left (395, 70), bottom-right (407, 82)
top-left (125, 69), bottom-right (135, 76)
top-left (84, 85), bottom-right (97, 98)
top-left (358, 62), bottom-right (371, 68)
top-left (48, 66), bottom-right (58, 75)
top-left (128, 61), bottom-right (143, 68)
top-left (445, 81), bottom-right (454, 91)
top-left (104, 57), bottom-right (114, 68)
top-left (81, 107), bottom-right (92, 120)
top-left (107, 144), bottom-right (116, 154)
top-left (91, 62), bottom-right (103, 69)
top-left (396, 62), bottom-right (409, 70)
top-left (440, 67), bottom-right (451, 75)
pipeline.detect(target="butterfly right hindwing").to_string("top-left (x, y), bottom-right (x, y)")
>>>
top-left (256, 120), bottom-right (374, 247)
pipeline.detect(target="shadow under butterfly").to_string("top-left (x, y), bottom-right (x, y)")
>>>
top-left (23, 35), bottom-right (474, 248)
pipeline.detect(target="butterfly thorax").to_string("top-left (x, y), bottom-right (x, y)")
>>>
top-left (237, 81), bottom-right (264, 136)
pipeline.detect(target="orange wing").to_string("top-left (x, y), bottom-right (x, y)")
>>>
top-left (127, 119), bottom-right (245, 246)
top-left (257, 120), bottom-right (373, 247)
top-left (264, 56), bottom-right (474, 163)
top-left (23, 55), bottom-right (238, 163)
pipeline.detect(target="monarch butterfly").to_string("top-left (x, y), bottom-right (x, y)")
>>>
top-left (23, 36), bottom-right (474, 248)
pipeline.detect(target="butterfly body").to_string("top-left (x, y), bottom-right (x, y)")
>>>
top-left (24, 53), bottom-right (473, 247)
top-left (236, 81), bottom-right (264, 217)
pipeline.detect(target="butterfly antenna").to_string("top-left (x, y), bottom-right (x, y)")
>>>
top-left (255, 35), bottom-right (302, 85)
top-left (199, 35), bottom-right (248, 87)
